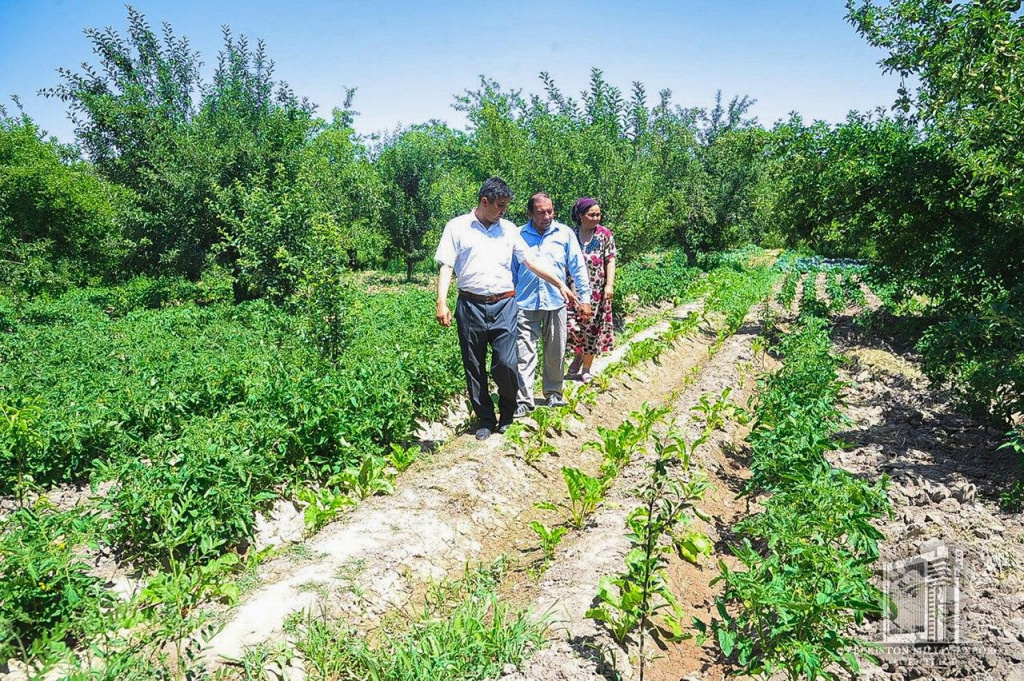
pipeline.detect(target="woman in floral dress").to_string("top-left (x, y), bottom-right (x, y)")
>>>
top-left (566, 197), bottom-right (616, 383)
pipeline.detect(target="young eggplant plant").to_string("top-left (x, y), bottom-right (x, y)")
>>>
top-left (587, 428), bottom-right (712, 681)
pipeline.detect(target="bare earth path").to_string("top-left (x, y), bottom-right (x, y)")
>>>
top-left (830, 307), bottom-right (1024, 681)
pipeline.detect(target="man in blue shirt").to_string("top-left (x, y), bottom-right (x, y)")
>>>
top-left (512, 192), bottom-right (592, 414)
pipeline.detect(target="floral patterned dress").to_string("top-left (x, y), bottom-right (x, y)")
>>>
top-left (568, 225), bottom-right (616, 355)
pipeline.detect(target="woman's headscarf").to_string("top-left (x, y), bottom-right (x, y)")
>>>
top-left (571, 197), bottom-right (599, 226)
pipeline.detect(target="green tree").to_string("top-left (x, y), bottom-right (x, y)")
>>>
top-left (0, 111), bottom-right (136, 294)
top-left (375, 123), bottom-right (475, 280)
top-left (457, 70), bottom-right (671, 258)
top-left (43, 8), bottom-right (319, 279)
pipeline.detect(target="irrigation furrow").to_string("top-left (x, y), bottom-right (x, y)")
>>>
top-left (500, 298), bottom-right (771, 680)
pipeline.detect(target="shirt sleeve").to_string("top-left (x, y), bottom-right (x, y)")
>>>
top-left (434, 220), bottom-right (457, 268)
top-left (512, 234), bottom-right (529, 263)
top-left (566, 234), bottom-right (592, 304)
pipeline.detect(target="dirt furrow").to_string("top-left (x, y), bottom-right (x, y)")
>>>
top-left (829, 311), bottom-right (1024, 681)
top-left (501, 310), bottom-right (769, 681)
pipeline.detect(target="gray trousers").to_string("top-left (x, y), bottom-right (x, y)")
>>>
top-left (516, 307), bottom-right (567, 407)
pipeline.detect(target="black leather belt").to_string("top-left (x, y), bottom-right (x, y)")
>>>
top-left (458, 290), bottom-right (516, 303)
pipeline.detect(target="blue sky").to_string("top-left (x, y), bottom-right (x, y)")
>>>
top-left (0, 0), bottom-right (901, 144)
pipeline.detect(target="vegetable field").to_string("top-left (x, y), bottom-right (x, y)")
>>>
top-left (3, 2), bottom-right (1024, 679)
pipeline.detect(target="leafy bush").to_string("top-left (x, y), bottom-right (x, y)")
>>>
top-left (0, 116), bottom-right (136, 293)
top-left (700, 309), bottom-right (891, 679)
top-left (1, 282), bottom-right (464, 565)
top-left (614, 249), bottom-right (701, 316)
top-left (0, 506), bottom-right (110, 662)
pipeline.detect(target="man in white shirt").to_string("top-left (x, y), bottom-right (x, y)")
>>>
top-left (435, 177), bottom-right (580, 440)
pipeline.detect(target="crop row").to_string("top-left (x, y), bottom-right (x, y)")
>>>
top-left (697, 286), bottom-right (891, 679)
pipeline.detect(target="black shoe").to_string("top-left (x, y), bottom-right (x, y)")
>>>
top-left (497, 422), bottom-right (512, 434)
top-left (513, 404), bottom-right (531, 418)
top-left (546, 394), bottom-right (566, 408)
top-left (475, 426), bottom-right (493, 441)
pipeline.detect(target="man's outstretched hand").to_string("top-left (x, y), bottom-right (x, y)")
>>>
top-left (559, 283), bottom-right (581, 307)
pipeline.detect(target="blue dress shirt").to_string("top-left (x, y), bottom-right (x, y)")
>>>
top-left (512, 220), bottom-right (592, 311)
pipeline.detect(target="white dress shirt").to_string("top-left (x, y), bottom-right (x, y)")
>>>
top-left (435, 211), bottom-right (529, 296)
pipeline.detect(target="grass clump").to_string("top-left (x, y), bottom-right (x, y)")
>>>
top-left (289, 560), bottom-right (546, 680)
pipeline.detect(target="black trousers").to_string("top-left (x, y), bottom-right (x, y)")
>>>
top-left (455, 295), bottom-right (520, 428)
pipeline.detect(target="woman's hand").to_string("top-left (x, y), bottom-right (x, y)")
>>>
top-left (603, 285), bottom-right (614, 300)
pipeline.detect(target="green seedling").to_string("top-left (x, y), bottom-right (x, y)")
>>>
top-left (297, 485), bottom-right (357, 534)
top-left (562, 383), bottom-right (596, 419)
top-left (692, 386), bottom-right (749, 435)
top-left (529, 521), bottom-right (568, 564)
top-left (535, 466), bottom-right (609, 529)
top-left (504, 409), bottom-right (563, 464)
top-left (502, 422), bottom-right (528, 449)
top-left (630, 402), bottom-right (671, 435)
top-left (329, 455), bottom-right (395, 500)
top-left (691, 388), bottom-right (729, 433)
top-left (673, 528), bottom-right (714, 564)
top-left (651, 428), bottom-right (709, 470)
top-left (387, 443), bottom-right (420, 473)
top-left (586, 575), bottom-right (646, 644)
top-left (602, 360), bottom-right (627, 382)
top-left (588, 371), bottom-right (614, 393)
top-left (751, 335), bottom-right (769, 358)
top-left (585, 422), bottom-right (643, 473)
top-left (665, 311), bottom-right (700, 343)
top-left (531, 405), bottom-right (568, 436)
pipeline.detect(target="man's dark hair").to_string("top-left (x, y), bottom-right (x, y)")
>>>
top-left (478, 177), bottom-right (514, 203)
top-left (527, 191), bottom-right (552, 215)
